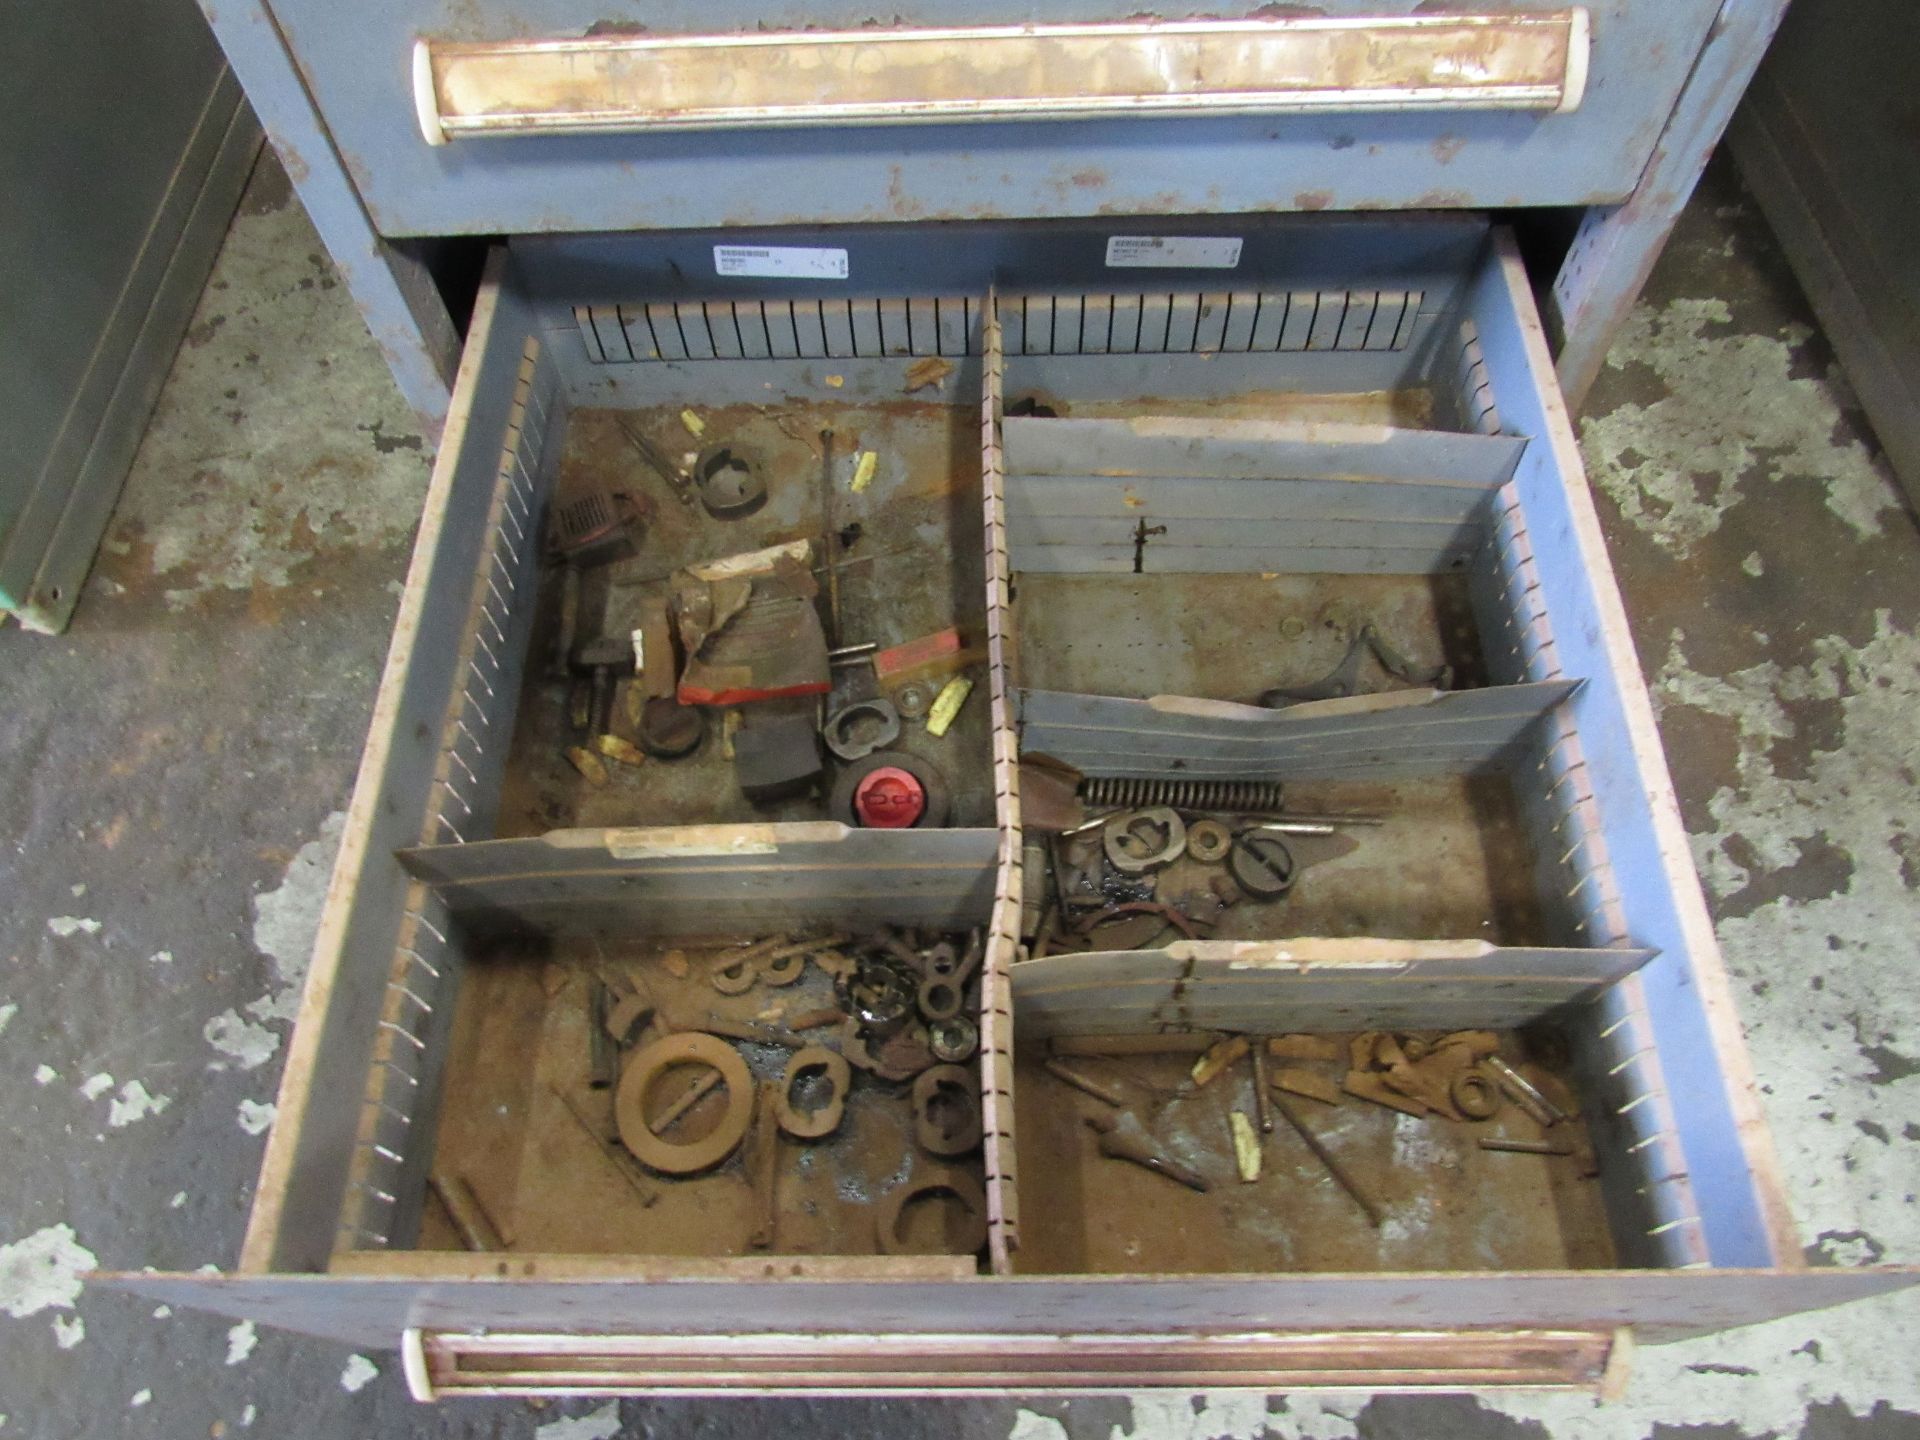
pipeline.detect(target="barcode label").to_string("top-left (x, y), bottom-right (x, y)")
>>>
top-left (714, 245), bottom-right (849, 279)
top-left (1105, 235), bottom-right (1244, 269)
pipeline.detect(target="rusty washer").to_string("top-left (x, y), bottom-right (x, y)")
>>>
top-left (773, 1045), bottom-right (851, 1140)
top-left (1186, 819), bottom-right (1233, 864)
top-left (615, 1032), bottom-right (754, 1174)
top-left (1102, 807), bottom-right (1187, 875)
top-left (912, 1063), bottom-right (983, 1156)
top-left (876, 1167), bottom-right (988, 1255)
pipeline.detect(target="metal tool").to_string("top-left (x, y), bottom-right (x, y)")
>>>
top-left (1478, 1137), bottom-right (1573, 1156)
top-left (615, 416), bottom-right (696, 511)
top-left (1043, 1057), bottom-right (1129, 1107)
top-left (1252, 1044), bottom-right (1274, 1134)
top-left (1085, 1110), bottom-right (1210, 1192)
top-left (1274, 1094), bottom-right (1382, 1227)
top-left (572, 635), bottom-right (634, 736)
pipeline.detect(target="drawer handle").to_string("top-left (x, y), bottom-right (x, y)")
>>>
top-left (412, 11), bottom-right (1590, 147)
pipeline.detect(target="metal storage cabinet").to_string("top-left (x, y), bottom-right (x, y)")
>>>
top-left (200, 0), bottom-right (1790, 432)
top-left (104, 208), bottom-right (1918, 1394)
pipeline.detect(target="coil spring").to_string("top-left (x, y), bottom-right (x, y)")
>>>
top-left (1078, 777), bottom-right (1287, 812)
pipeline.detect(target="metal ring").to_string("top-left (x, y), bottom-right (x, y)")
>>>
top-left (1451, 1068), bottom-right (1501, 1121)
top-left (615, 1033), bottom-right (754, 1174)
top-left (1186, 819), bottom-right (1233, 864)
top-left (822, 697), bottom-right (901, 762)
top-left (912, 1065), bottom-right (983, 1157)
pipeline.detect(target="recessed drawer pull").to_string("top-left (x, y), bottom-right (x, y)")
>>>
top-left (411, 12), bottom-right (1591, 146)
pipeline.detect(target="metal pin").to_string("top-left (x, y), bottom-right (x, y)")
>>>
top-left (487, 549), bottom-right (516, 592)
top-left (371, 1143), bottom-right (406, 1166)
top-left (1627, 1133), bottom-right (1662, 1154)
top-left (461, 685), bottom-right (493, 727)
top-left (1646, 1215), bottom-right (1702, 1237)
top-left (495, 524), bottom-right (523, 569)
top-left (371, 1099), bottom-right (414, 1127)
top-left (378, 1020), bottom-right (426, 1052)
top-left (498, 500), bottom-right (526, 544)
top-left (474, 628), bottom-right (502, 670)
top-left (1599, 1014), bottom-right (1635, 1040)
top-left (484, 574), bottom-right (511, 617)
top-left (400, 948), bottom-right (441, 981)
top-left (455, 718), bottom-right (485, 754)
top-left (407, 911), bottom-right (449, 945)
top-left (439, 815), bottom-right (467, 843)
top-left (375, 1058), bottom-right (421, 1089)
top-left (352, 1180), bottom-right (399, 1206)
top-left (1615, 1090), bottom-right (1659, 1116)
top-left (1607, 1047), bottom-right (1657, 1077)
top-left (449, 749), bottom-right (480, 787)
top-left (340, 1223), bottom-right (389, 1246)
top-left (466, 658), bottom-right (495, 699)
top-left (392, 984), bottom-right (433, 1015)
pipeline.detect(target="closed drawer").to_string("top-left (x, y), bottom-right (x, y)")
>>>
top-left (104, 214), bottom-right (1915, 1393)
top-left (268, 0), bottom-right (1720, 238)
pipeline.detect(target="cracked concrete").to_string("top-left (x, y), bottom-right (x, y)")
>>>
top-left (0, 151), bottom-right (1914, 1437)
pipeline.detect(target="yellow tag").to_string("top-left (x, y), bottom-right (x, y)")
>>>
top-left (594, 734), bottom-right (646, 767)
top-left (924, 676), bottom-right (974, 737)
top-left (825, 374), bottom-right (845, 389)
top-left (849, 451), bottom-right (878, 493)
top-left (680, 408), bottom-right (706, 438)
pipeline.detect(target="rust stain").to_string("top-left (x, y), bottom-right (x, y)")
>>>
top-left (1069, 168), bottom-right (1107, 190)
top-left (1431, 134), bottom-right (1466, 165)
top-left (1293, 190), bottom-right (1333, 212)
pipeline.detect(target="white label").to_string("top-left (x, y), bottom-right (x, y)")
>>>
top-left (1105, 235), bottom-right (1243, 270)
top-left (714, 245), bottom-right (849, 280)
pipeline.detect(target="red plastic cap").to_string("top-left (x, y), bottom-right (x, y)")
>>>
top-left (853, 766), bottom-right (926, 828)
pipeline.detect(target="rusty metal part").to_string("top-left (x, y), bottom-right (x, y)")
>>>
top-left (840, 955), bottom-right (917, 1036)
top-left (650, 1067), bottom-right (724, 1133)
top-left (759, 948), bottom-right (808, 988)
top-left (1250, 821), bottom-right (1335, 837)
top-left (587, 981), bottom-right (619, 1088)
top-left (1185, 819), bottom-right (1233, 864)
top-left (894, 681), bottom-right (934, 719)
top-left (1081, 900), bottom-right (1207, 943)
top-left (1274, 1093), bottom-right (1383, 1227)
top-left (749, 1081), bottom-right (780, 1250)
top-left (783, 1005), bottom-right (845, 1031)
top-left (549, 1083), bottom-right (661, 1208)
top-left (1260, 621), bottom-right (1452, 707)
top-left (615, 1033), bottom-right (754, 1174)
top-left (1479, 1137), bottom-right (1574, 1156)
top-left (1450, 1067), bottom-right (1502, 1120)
top-left (1269, 1034), bottom-right (1343, 1062)
top-left (913, 1064), bottom-right (983, 1157)
top-left (1102, 807), bottom-right (1188, 874)
top-left (637, 697), bottom-right (706, 759)
top-left (1485, 1057), bottom-right (1567, 1125)
top-left (1228, 833), bottom-right (1297, 899)
top-left (693, 442), bottom-right (768, 520)
top-left (822, 696), bottom-right (902, 761)
top-left (604, 991), bottom-right (654, 1045)
top-left (1043, 1057), bottom-right (1127, 1107)
top-left (1078, 777), bottom-right (1287, 812)
top-left (840, 1019), bottom-right (937, 1082)
top-left (429, 1172), bottom-right (506, 1252)
top-left (773, 1046), bottom-right (851, 1140)
top-left (709, 953), bottom-right (760, 996)
top-left (1252, 1044), bottom-right (1274, 1134)
top-left (1343, 1068), bottom-right (1429, 1117)
top-left (1273, 1067), bottom-right (1343, 1105)
top-left (615, 416), bottom-right (695, 510)
top-left (875, 1169), bottom-right (988, 1257)
top-left (916, 974), bottom-right (964, 1022)
top-left (1086, 1109), bottom-right (1210, 1192)
top-left (928, 1016), bottom-right (979, 1063)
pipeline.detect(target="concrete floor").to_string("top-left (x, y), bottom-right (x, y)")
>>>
top-left (1, 151), bottom-right (1916, 1439)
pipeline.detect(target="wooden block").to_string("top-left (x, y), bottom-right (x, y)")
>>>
top-left (1273, 1067), bottom-right (1342, 1105)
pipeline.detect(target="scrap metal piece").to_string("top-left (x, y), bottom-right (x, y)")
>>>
top-left (928, 1015), bottom-right (979, 1064)
top-left (1260, 621), bottom-right (1452, 707)
top-left (1185, 819), bottom-right (1233, 864)
top-left (637, 697), bottom-right (706, 759)
top-left (748, 1081), bottom-right (781, 1250)
top-left (913, 1064), bottom-right (983, 1156)
top-left (693, 443), bottom-right (768, 520)
top-left (615, 1032), bottom-right (754, 1174)
top-left (875, 1169), bottom-right (988, 1256)
top-left (822, 696), bottom-right (902, 761)
top-left (1274, 1093), bottom-right (1383, 1227)
top-left (1103, 807), bottom-right (1188, 875)
top-left (1228, 833), bottom-right (1297, 899)
top-left (1485, 1056), bottom-right (1568, 1125)
top-left (895, 681), bottom-right (935, 720)
top-left (429, 1173), bottom-right (506, 1252)
top-left (1251, 1044), bottom-right (1274, 1133)
top-left (1450, 1067), bottom-right (1502, 1120)
top-left (1085, 1109), bottom-right (1210, 1193)
top-left (773, 1045), bottom-right (850, 1140)
top-left (1479, 1137), bottom-right (1573, 1156)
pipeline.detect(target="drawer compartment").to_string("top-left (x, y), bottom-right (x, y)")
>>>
top-left (103, 216), bottom-right (1914, 1391)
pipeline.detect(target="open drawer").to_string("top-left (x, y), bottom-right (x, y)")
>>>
top-left (104, 215), bottom-right (1914, 1396)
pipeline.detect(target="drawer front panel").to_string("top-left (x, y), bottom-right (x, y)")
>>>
top-left (266, 0), bottom-right (1720, 237)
